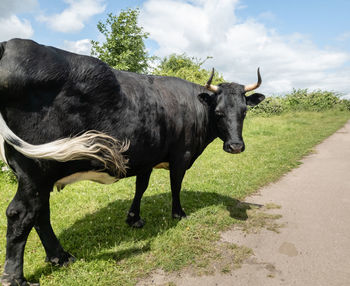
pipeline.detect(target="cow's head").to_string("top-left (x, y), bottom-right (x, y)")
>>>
top-left (205, 68), bottom-right (265, 154)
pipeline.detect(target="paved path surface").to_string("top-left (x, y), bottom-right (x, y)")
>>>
top-left (141, 121), bottom-right (350, 286)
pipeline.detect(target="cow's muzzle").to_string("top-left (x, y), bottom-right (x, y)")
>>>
top-left (223, 142), bottom-right (245, 154)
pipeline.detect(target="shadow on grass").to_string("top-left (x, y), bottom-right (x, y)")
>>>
top-left (29, 190), bottom-right (254, 280)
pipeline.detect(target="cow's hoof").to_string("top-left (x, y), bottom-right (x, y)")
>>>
top-left (126, 217), bottom-right (146, 228)
top-left (131, 219), bottom-right (145, 228)
top-left (126, 212), bottom-right (145, 228)
top-left (172, 210), bottom-right (187, 219)
top-left (45, 252), bottom-right (76, 267)
top-left (1, 275), bottom-right (38, 286)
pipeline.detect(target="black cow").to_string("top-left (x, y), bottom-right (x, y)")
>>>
top-left (0, 39), bottom-right (264, 286)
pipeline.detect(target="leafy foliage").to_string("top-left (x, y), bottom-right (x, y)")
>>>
top-left (91, 8), bottom-right (151, 73)
top-left (153, 53), bottom-right (224, 85)
top-left (285, 89), bottom-right (348, 111)
top-left (250, 89), bottom-right (350, 116)
top-left (248, 97), bottom-right (285, 116)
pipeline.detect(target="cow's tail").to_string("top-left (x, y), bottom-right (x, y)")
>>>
top-left (0, 113), bottom-right (129, 177)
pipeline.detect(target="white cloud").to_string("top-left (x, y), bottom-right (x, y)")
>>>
top-left (140, 0), bottom-right (350, 96)
top-left (0, 0), bottom-right (37, 41)
top-left (0, 16), bottom-right (34, 41)
top-left (0, 0), bottom-right (38, 17)
top-left (342, 94), bottom-right (350, 100)
top-left (38, 0), bottom-right (105, 33)
top-left (63, 39), bottom-right (92, 55)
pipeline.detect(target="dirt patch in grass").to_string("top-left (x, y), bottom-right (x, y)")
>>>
top-left (235, 203), bottom-right (284, 234)
top-left (137, 202), bottom-right (283, 285)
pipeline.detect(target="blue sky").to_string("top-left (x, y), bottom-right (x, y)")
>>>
top-left (1, 0), bottom-right (350, 97)
top-left (238, 0), bottom-right (350, 49)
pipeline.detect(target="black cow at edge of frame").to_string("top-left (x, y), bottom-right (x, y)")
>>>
top-left (0, 38), bottom-right (265, 286)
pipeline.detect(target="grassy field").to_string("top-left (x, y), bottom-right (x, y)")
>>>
top-left (0, 111), bottom-right (349, 285)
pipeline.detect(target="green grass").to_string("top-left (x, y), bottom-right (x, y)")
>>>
top-left (0, 111), bottom-right (349, 285)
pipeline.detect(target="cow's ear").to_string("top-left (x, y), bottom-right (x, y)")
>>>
top-left (246, 93), bottom-right (265, 106)
top-left (198, 92), bottom-right (215, 105)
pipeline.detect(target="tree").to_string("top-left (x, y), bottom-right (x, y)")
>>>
top-left (91, 8), bottom-right (151, 73)
top-left (153, 53), bottom-right (224, 85)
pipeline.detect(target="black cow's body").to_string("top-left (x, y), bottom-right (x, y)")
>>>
top-left (0, 39), bottom-right (264, 285)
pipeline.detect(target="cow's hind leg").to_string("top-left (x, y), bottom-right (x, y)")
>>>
top-left (1, 178), bottom-right (42, 286)
top-left (1, 175), bottom-right (74, 286)
top-left (34, 192), bottom-right (75, 266)
top-left (126, 169), bottom-right (152, 228)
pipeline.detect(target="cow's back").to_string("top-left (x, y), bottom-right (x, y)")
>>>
top-left (0, 39), bottom-right (211, 174)
top-left (0, 39), bottom-right (122, 144)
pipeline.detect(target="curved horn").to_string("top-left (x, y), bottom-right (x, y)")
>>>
top-left (205, 68), bottom-right (219, 92)
top-left (244, 67), bottom-right (262, 92)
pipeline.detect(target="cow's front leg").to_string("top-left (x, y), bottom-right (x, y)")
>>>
top-left (170, 161), bottom-right (187, 219)
top-left (34, 192), bottom-right (75, 266)
top-left (126, 169), bottom-right (152, 228)
top-left (1, 179), bottom-right (41, 286)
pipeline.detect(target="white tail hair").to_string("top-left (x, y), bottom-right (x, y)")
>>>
top-left (0, 113), bottom-right (129, 177)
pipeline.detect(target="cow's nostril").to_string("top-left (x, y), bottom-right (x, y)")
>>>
top-left (230, 144), bottom-right (243, 150)
top-left (225, 143), bottom-right (244, 154)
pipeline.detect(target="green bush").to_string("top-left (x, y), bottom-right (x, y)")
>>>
top-left (285, 89), bottom-right (342, 111)
top-left (153, 54), bottom-right (224, 85)
top-left (249, 96), bottom-right (285, 116)
top-left (250, 89), bottom-right (350, 116)
top-left (338, 99), bottom-right (350, 111)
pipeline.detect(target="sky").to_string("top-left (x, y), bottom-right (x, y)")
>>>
top-left (1, 0), bottom-right (350, 98)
